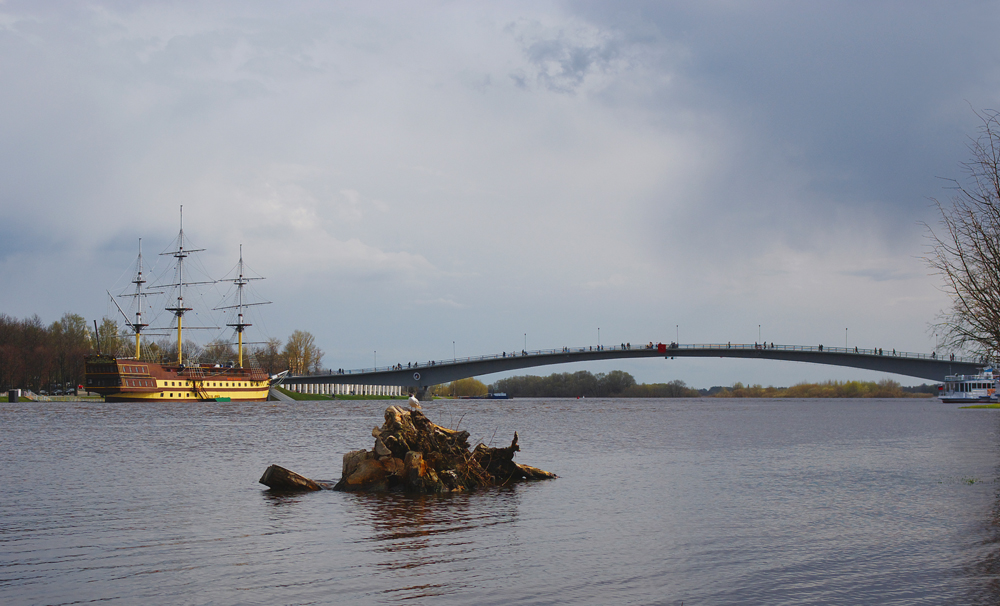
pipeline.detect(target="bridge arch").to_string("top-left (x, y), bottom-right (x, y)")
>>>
top-left (281, 343), bottom-right (982, 399)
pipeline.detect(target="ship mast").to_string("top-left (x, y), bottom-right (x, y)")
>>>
top-left (215, 245), bottom-right (269, 368)
top-left (110, 238), bottom-right (162, 358)
top-left (160, 206), bottom-right (208, 366)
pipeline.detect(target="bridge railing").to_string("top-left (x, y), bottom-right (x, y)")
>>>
top-left (668, 343), bottom-right (981, 364)
top-left (315, 343), bottom-right (984, 377)
top-left (324, 344), bottom-right (655, 375)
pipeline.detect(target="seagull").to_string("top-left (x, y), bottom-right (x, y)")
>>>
top-left (408, 395), bottom-right (422, 410)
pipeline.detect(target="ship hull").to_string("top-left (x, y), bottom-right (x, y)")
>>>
top-left (85, 355), bottom-right (271, 402)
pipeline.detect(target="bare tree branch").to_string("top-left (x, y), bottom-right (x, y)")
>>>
top-left (925, 109), bottom-right (1000, 360)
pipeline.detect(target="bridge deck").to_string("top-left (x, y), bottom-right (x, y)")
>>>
top-left (282, 343), bottom-right (983, 388)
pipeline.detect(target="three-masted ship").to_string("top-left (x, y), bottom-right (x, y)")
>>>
top-left (85, 208), bottom-right (274, 402)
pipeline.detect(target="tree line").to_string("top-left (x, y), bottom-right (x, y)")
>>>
top-left (482, 372), bottom-right (933, 399)
top-left (0, 312), bottom-right (325, 392)
top-left (707, 379), bottom-right (927, 398)
top-left (487, 370), bottom-right (700, 398)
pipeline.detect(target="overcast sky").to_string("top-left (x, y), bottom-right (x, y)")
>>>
top-left (2, 1), bottom-right (999, 388)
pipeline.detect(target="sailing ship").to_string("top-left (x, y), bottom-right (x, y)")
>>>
top-left (84, 208), bottom-right (275, 402)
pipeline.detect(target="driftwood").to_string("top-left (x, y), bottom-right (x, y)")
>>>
top-left (259, 406), bottom-right (556, 493)
top-left (259, 464), bottom-right (335, 491)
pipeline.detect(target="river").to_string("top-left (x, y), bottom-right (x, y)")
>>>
top-left (2, 397), bottom-right (999, 604)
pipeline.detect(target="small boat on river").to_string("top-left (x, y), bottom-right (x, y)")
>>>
top-left (85, 208), bottom-right (275, 402)
top-left (938, 369), bottom-right (997, 403)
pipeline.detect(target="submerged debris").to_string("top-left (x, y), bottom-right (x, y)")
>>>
top-left (259, 464), bottom-right (332, 491)
top-left (260, 405), bottom-right (556, 493)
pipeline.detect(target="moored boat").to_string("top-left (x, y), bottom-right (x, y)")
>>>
top-left (85, 207), bottom-right (275, 402)
top-left (938, 368), bottom-right (997, 403)
top-left (85, 356), bottom-right (271, 402)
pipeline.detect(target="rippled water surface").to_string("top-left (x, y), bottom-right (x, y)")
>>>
top-left (3, 397), bottom-right (1000, 604)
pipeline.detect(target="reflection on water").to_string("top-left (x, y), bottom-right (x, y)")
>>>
top-left (349, 489), bottom-right (521, 600)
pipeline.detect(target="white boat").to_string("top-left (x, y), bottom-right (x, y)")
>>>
top-left (939, 369), bottom-right (997, 403)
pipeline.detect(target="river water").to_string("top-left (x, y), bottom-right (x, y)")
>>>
top-left (2, 397), bottom-right (1000, 605)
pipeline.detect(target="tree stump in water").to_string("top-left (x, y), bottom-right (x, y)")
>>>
top-left (331, 406), bottom-right (556, 493)
top-left (260, 406), bottom-right (555, 493)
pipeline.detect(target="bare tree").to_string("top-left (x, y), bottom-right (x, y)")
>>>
top-left (250, 337), bottom-right (283, 375)
top-left (201, 339), bottom-right (235, 365)
top-left (282, 330), bottom-right (324, 375)
top-left (927, 109), bottom-right (1000, 360)
top-left (96, 317), bottom-right (122, 357)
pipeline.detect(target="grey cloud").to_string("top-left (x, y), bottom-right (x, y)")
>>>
top-left (505, 19), bottom-right (624, 94)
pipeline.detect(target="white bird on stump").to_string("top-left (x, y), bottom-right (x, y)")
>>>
top-left (408, 394), bottom-right (422, 410)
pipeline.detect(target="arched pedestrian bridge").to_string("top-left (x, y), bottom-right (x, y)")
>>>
top-left (281, 342), bottom-right (983, 399)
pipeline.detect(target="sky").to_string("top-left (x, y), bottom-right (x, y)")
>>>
top-left (2, 1), bottom-right (999, 389)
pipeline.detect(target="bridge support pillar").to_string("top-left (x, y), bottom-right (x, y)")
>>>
top-left (415, 386), bottom-right (431, 401)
